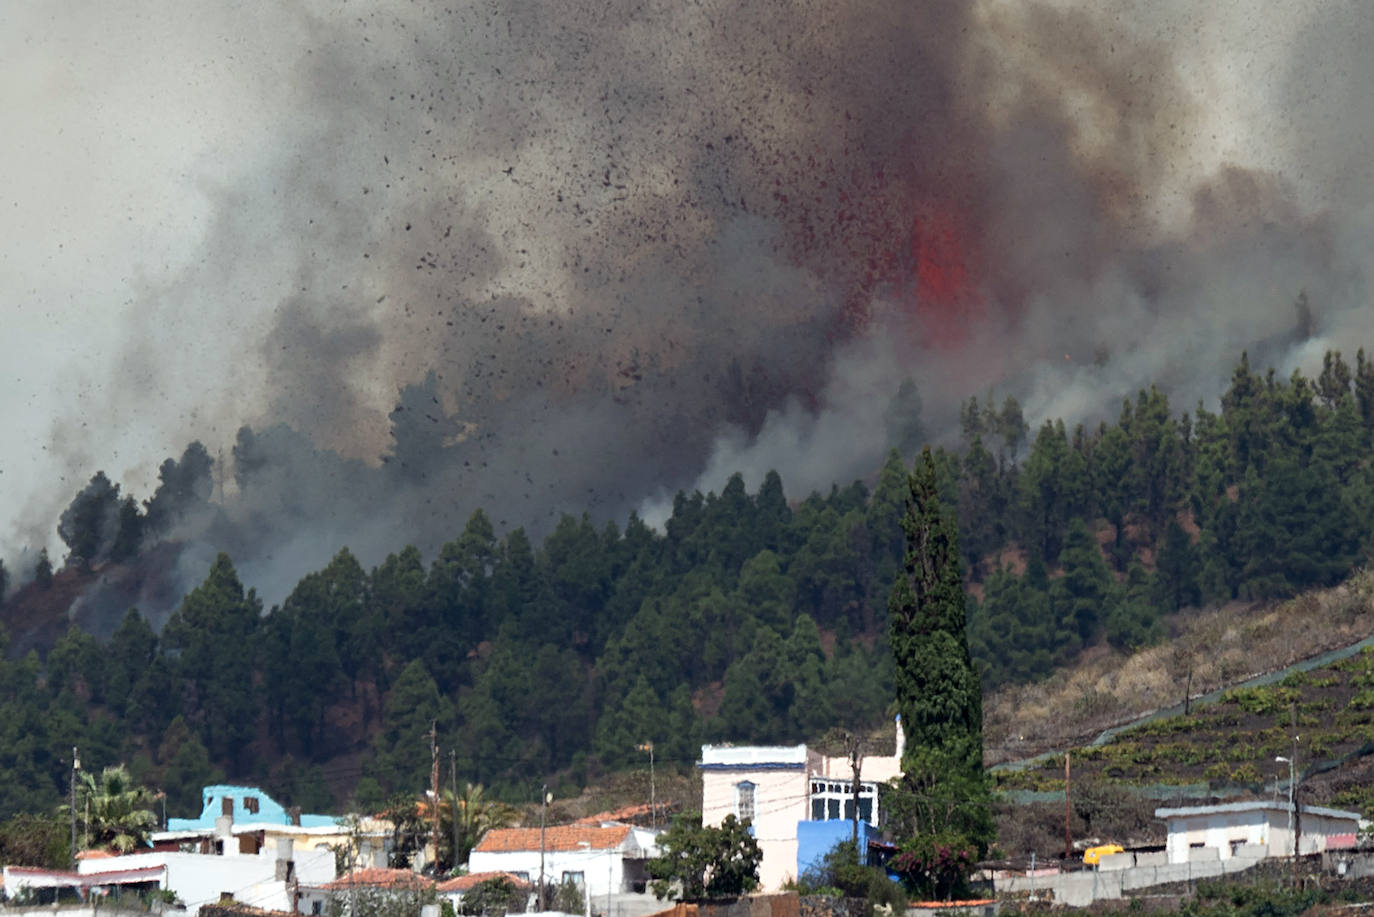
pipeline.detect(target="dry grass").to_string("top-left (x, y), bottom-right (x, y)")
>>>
top-left (983, 569), bottom-right (1374, 764)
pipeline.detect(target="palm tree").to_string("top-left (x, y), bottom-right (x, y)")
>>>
top-left (441, 783), bottom-right (517, 872)
top-left (63, 765), bottom-right (158, 853)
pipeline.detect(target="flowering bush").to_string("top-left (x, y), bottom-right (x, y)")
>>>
top-left (888, 831), bottom-right (976, 900)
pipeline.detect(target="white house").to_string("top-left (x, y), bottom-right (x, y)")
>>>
top-left (1155, 801), bottom-right (1362, 864)
top-left (77, 827), bottom-right (336, 914)
top-left (435, 871), bottom-right (533, 913)
top-left (2, 864), bottom-right (166, 904)
top-left (699, 718), bottom-right (905, 891)
top-left (297, 866), bottom-right (436, 916)
top-left (157, 785), bottom-right (390, 871)
top-left (468, 824), bottom-right (659, 900)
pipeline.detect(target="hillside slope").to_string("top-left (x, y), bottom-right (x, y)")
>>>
top-left (985, 569), bottom-right (1374, 766)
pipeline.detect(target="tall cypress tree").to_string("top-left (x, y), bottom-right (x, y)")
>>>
top-left (887, 448), bottom-right (993, 896)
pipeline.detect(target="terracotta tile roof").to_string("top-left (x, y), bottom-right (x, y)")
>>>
top-left (573, 804), bottom-right (652, 825)
top-left (436, 871), bottom-right (532, 893)
top-left (199, 903), bottom-right (297, 917)
top-left (317, 867), bottom-right (436, 891)
top-left (909, 901), bottom-right (996, 909)
top-left (475, 824), bottom-right (631, 854)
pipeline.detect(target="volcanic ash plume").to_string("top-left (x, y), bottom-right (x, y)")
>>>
top-left (6, 0), bottom-right (1374, 602)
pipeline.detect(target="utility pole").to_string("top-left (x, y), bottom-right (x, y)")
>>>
top-left (347, 816), bottom-right (358, 917)
top-left (69, 747), bottom-right (79, 868)
top-left (843, 732), bottom-right (865, 848)
top-left (1291, 718), bottom-right (1300, 890)
top-left (539, 784), bottom-right (549, 911)
top-left (429, 721), bottom-right (440, 875)
top-left (1064, 751), bottom-right (1072, 862)
top-left (1184, 661), bottom-right (1193, 716)
top-left (451, 749), bottom-right (460, 873)
top-left (637, 743), bottom-right (655, 829)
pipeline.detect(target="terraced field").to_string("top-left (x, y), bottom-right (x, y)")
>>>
top-left (994, 646), bottom-right (1374, 817)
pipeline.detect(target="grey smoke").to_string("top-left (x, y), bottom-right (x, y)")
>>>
top-left (4, 0), bottom-right (1374, 609)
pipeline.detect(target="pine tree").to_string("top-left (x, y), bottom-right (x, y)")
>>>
top-left (161, 554), bottom-right (262, 769)
top-left (33, 549), bottom-right (53, 588)
top-left (887, 448), bottom-right (992, 895)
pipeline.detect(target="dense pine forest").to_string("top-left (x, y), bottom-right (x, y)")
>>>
top-left (1, 349), bottom-right (1374, 828)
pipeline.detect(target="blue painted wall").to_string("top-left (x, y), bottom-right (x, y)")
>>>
top-left (166, 784), bottom-right (340, 830)
top-left (796, 819), bottom-right (878, 881)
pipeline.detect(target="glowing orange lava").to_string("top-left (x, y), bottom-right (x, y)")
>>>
top-left (907, 204), bottom-right (982, 346)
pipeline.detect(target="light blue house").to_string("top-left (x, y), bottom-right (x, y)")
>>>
top-left (166, 785), bottom-right (341, 830)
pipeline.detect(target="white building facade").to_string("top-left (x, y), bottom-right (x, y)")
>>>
top-left (699, 719), bottom-right (905, 891)
top-left (469, 824), bottom-right (659, 900)
top-left (77, 842), bottom-right (336, 914)
top-left (1155, 801), bottom-right (1362, 864)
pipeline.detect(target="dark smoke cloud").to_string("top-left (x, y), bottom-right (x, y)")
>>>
top-left (6, 1), bottom-right (1374, 609)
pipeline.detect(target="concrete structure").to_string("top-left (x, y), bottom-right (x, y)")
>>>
top-left (156, 785), bottom-right (389, 874)
top-left (996, 854), bottom-right (1268, 908)
top-left (168, 785), bottom-right (341, 831)
top-left (1154, 801), bottom-right (1362, 863)
top-left (469, 824), bottom-right (660, 901)
top-left (435, 871), bottom-right (533, 913)
top-left (298, 866), bottom-right (435, 916)
top-left (75, 838), bottom-right (335, 915)
top-left (2, 865), bottom-right (165, 902)
top-left (154, 819), bottom-right (391, 873)
top-left (699, 718), bottom-right (905, 891)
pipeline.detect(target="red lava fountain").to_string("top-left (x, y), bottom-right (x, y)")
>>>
top-left (907, 203), bottom-right (982, 346)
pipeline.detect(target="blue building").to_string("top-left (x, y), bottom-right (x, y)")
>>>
top-left (166, 785), bottom-right (341, 830)
top-left (797, 819), bottom-right (884, 879)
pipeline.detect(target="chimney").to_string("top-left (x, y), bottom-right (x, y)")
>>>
top-left (275, 837), bottom-right (295, 880)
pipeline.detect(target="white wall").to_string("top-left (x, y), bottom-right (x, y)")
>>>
top-left (1164, 810), bottom-right (1270, 863)
top-left (79, 847), bottom-right (335, 915)
top-left (1164, 808), bottom-right (1360, 864)
top-left (701, 766), bottom-right (806, 891)
top-left (468, 848), bottom-right (627, 899)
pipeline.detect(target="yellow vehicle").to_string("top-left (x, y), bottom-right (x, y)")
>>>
top-left (1083, 844), bottom-right (1124, 866)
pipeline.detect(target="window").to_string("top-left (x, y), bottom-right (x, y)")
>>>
top-left (222, 797), bottom-right (234, 816)
top-left (244, 796), bottom-right (260, 814)
top-left (736, 782), bottom-right (755, 821)
top-left (809, 780), bottom-right (879, 825)
top-left (562, 871), bottom-right (585, 888)
top-left (312, 902), bottom-right (323, 915)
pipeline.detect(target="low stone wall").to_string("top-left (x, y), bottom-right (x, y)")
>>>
top-left (199, 904), bottom-right (294, 917)
top-left (798, 896), bottom-right (864, 917)
top-left (649, 891), bottom-right (862, 917)
top-left (995, 855), bottom-right (1265, 907)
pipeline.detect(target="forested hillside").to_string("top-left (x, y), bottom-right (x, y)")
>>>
top-left (1, 348), bottom-right (1373, 826)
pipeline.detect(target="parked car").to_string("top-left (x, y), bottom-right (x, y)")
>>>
top-left (1083, 844), bottom-right (1124, 866)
